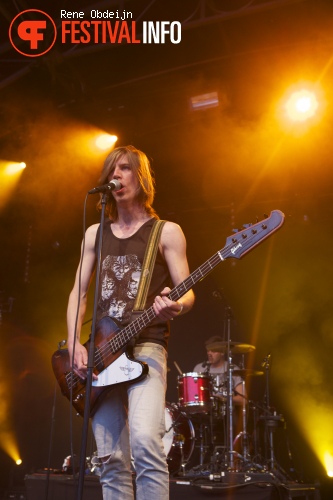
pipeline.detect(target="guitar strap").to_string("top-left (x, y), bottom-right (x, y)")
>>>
top-left (127, 218), bottom-right (166, 349)
top-left (133, 218), bottom-right (166, 312)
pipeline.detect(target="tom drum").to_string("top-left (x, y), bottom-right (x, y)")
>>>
top-left (177, 372), bottom-right (211, 413)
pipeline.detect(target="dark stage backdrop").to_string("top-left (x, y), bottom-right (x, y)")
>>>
top-left (1, 0), bottom-right (333, 496)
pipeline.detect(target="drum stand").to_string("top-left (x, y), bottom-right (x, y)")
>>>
top-left (223, 310), bottom-right (252, 470)
top-left (226, 352), bottom-right (236, 469)
top-left (225, 359), bottom-right (249, 469)
top-left (259, 354), bottom-right (285, 475)
top-left (198, 419), bottom-right (211, 466)
top-left (224, 307), bottom-right (239, 470)
top-left (232, 378), bottom-right (250, 462)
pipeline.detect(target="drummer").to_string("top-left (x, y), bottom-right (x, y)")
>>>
top-left (193, 335), bottom-right (246, 405)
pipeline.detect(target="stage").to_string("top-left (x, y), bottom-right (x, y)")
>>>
top-left (21, 471), bottom-right (320, 500)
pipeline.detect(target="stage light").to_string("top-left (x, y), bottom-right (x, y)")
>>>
top-left (94, 134), bottom-right (118, 151)
top-left (324, 452), bottom-right (333, 477)
top-left (0, 161), bottom-right (26, 209)
top-left (0, 430), bottom-right (22, 464)
top-left (190, 92), bottom-right (219, 111)
top-left (2, 161), bottom-right (26, 175)
top-left (285, 89), bottom-right (319, 122)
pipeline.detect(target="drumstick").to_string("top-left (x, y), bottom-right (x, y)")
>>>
top-left (173, 361), bottom-right (183, 376)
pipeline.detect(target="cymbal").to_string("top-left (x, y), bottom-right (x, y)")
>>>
top-left (233, 369), bottom-right (264, 377)
top-left (219, 342), bottom-right (256, 354)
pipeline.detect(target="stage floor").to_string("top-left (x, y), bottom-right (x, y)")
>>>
top-left (22, 471), bottom-right (321, 500)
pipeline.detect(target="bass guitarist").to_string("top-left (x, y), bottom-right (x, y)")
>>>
top-left (66, 145), bottom-right (195, 500)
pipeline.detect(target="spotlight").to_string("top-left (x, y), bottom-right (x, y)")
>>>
top-left (324, 452), bottom-right (333, 477)
top-left (0, 161), bottom-right (26, 209)
top-left (15, 459), bottom-right (22, 465)
top-left (95, 134), bottom-right (118, 151)
top-left (4, 162), bottom-right (26, 175)
top-left (285, 89), bottom-right (319, 122)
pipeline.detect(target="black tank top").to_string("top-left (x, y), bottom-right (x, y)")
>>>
top-left (96, 218), bottom-right (171, 349)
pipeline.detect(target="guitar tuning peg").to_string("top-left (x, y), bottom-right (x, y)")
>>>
top-left (232, 228), bottom-right (240, 233)
top-left (243, 223), bottom-right (251, 228)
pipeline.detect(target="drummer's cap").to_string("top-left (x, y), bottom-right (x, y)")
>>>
top-left (205, 335), bottom-right (224, 352)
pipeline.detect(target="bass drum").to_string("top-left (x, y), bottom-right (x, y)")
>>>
top-left (163, 403), bottom-right (195, 474)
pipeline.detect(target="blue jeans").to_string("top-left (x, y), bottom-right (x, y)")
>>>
top-left (92, 343), bottom-right (169, 500)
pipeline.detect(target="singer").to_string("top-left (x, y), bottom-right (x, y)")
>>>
top-left (66, 145), bottom-right (195, 500)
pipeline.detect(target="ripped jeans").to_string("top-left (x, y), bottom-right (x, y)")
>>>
top-left (91, 343), bottom-right (169, 500)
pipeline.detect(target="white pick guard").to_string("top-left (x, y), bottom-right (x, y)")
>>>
top-left (92, 352), bottom-right (143, 387)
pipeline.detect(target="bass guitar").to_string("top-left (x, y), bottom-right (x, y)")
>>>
top-left (52, 209), bottom-right (285, 416)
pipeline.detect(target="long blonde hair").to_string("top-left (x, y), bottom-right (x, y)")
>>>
top-left (97, 145), bottom-right (158, 220)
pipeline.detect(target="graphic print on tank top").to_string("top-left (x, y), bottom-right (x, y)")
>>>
top-left (99, 253), bottom-right (142, 323)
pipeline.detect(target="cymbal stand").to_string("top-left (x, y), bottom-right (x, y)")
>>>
top-left (233, 378), bottom-right (250, 461)
top-left (251, 401), bottom-right (260, 459)
top-left (225, 307), bottom-right (236, 470)
top-left (263, 354), bottom-right (273, 470)
top-left (261, 353), bottom-right (285, 474)
top-left (198, 421), bottom-right (207, 466)
top-left (233, 355), bottom-right (250, 462)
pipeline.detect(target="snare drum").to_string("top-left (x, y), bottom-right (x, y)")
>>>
top-left (163, 403), bottom-right (195, 474)
top-left (177, 372), bottom-right (211, 413)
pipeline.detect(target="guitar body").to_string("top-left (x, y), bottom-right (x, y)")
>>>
top-left (51, 316), bottom-right (148, 416)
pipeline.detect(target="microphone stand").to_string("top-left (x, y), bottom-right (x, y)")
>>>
top-left (76, 193), bottom-right (107, 500)
top-left (44, 367), bottom-right (58, 500)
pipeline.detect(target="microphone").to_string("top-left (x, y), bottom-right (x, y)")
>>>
top-left (88, 179), bottom-right (122, 194)
top-left (202, 361), bottom-right (211, 368)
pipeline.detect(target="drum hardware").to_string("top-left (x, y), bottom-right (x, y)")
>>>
top-left (175, 354), bottom-right (257, 470)
top-left (163, 402), bottom-right (195, 475)
top-left (169, 347), bottom-right (294, 480)
top-left (212, 394), bottom-right (226, 419)
top-left (232, 369), bottom-right (264, 462)
top-left (226, 357), bottom-right (236, 469)
top-left (262, 352), bottom-right (278, 472)
top-left (252, 353), bottom-right (288, 476)
top-left (217, 342), bottom-right (256, 354)
top-left (195, 420), bottom-right (212, 466)
top-left (216, 307), bottom-right (257, 470)
top-left (233, 369), bottom-right (264, 377)
top-left (232, 379), bottom-right (251, 461)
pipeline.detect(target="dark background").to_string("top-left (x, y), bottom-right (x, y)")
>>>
top-left (1, 0), bottom-right (333, 496)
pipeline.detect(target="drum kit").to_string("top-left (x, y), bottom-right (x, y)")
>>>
top-left (83, 341), bottom-right (287, 481)
top-left (162, 341), bottom-right (285, 477)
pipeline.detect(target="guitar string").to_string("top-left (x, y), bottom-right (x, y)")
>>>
top-left (65, 219), bottom-right (279, 391)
